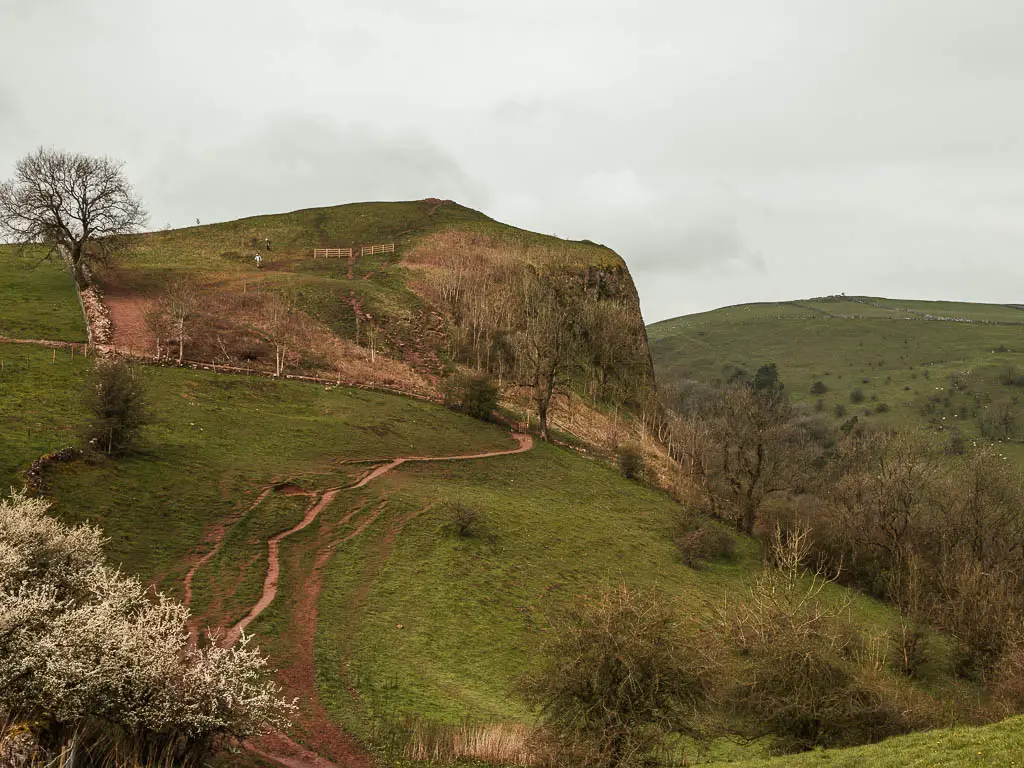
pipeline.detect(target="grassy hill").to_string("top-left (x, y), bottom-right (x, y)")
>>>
top-left (4, 229), bottom-right (1018, 765)
top-left (1, 331), bottom-right (981, 766)
top-left (101, 199), bottom-right (634, 371)
top-left (725, 715), bottom-right (1024, 767)
top-left (648, 296), bottom-right (1024, 462)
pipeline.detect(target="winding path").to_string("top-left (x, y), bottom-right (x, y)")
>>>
top-left (222, 432), bottom-right (533, 645)
top-left (185, 432), bottom-right (534, 767)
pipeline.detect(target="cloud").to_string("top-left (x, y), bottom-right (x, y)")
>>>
top-left (139, 116), bottom-right (489, 227)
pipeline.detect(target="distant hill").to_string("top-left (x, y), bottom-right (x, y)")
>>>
top-left (648, 296), bottom-right (1024, 462)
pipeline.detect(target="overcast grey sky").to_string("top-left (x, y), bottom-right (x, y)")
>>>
top-left (2, 1), bottom-right (1022, 322)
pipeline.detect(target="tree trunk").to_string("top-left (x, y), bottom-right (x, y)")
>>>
top-left (740, 497), bottom-right (757, 535)
top-left (70, 242), bottom-right (88, 288)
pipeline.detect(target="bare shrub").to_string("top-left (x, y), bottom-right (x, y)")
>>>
top-left (850, 388), bottom-right (866, 404)
top-left (810, 380), bottom-right (828, 395)
top-left (448, 503), bottom-right (482, 538)
top-left (84, 358), bottom-right (148, 456)
top-left (991, 636), bottom-right (1024, 714)
top-left (616, 441), bottom-right (644, 480)
top-left (717, 526), bottom-right (922, 751)
top-left (521, 585), bottom-right (718, 767)
top-left (673, 513), bottom-right (736, 567)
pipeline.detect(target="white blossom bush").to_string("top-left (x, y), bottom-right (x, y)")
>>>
top-left (0, 491), bottom-right (295, 751)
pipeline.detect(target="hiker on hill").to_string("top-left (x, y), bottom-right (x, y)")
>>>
top-left (254, 253), bottom-right (262, 269)
top-left (265, 237), bottom-right (271, 251)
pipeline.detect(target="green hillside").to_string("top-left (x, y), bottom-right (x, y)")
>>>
top-left (6, 220), bottom-right (1018, 765)
top-left (1, 335), bottom-right (977, 766)
top-left (725, 715), bottom-right (1024, 767)
top-left (648, 296), bottom-right (1024, 461)
top-left (0, 244), bottom-right (87, 342)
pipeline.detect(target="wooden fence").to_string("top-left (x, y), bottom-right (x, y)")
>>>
top-left (313, 248), bottom-right (353, 259)
top-left (312, 243), bottom-right (395, 259)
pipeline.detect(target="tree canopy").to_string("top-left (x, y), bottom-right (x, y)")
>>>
top-left (0, 148), bottom-right (147, 285)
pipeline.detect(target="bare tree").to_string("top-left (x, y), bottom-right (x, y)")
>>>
top-left (253, 287), bottom-right (304, 377)
top-left (0, 148), bottom-right (147, 286)
top-left (148, 278), bottom-right (202, 364)
top-left (683, 386), bottom-right (814, 535)
top-left (513, 272), bottom-right (578, 441)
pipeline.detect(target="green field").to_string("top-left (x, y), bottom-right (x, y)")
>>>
top-left (0, 245), bottom-right (86, 341)
top-left (648, 297), bottom-right (1024, 458)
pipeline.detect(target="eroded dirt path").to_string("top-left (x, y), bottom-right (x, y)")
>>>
top-left (189, 432), bottom-right (534, 768)
top-left (225, 433), bottom-right (532, 643)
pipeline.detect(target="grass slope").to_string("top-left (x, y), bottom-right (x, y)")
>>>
top-left (648, 296), bottom-right (1024, 459)
top-left (2, 338), bottom-right (941, 763)
top-left (723, 715), bottom-right (1024, 767)
top-left (110, 199), bottom-right (625, 351)
top-left (0, 245), bottom-right (86, 341)
top-left (0, 342), bottom-right (513, 589)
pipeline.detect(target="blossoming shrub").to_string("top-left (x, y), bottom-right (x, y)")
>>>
top-left (0, 491), bottom-right (294, 758)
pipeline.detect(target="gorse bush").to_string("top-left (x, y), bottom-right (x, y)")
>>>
top-left (85, 358), bottom-right (148, 455)
top-left (0, 492), bottom-right (294, 760)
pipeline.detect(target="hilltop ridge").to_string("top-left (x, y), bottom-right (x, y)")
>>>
top-left (88, 198), bottom-right (655, 456)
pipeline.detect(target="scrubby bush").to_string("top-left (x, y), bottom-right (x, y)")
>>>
top-left (617, 442), bottom-right (644, 480)
top-left (447, 502), bottom-right (482, 538)
top-left (717, 528), bottom-right (922, 751)
top-left (84, 358), bottom-right (148, 455)
top-left (981, 399), bottom-right (1019, 441)
top-left (810, 380), bottom-right (828, 395)
top-left (443, 372), bottom-right (499, 421)
top-left (849, 388), bottom-right (866, 404)
top-left (521, 585), bottom-right (717, 767)
top-left (673, 514), bottom-right (735, 567)
top-left (875, 402), bottom-right (890, 413)
top-left (834, 403), bottom-right (847, 418)
top-left (947, 428), bottom-right (967, 455)
top-left (753, 363), bottom-right (782, 394)
top-left (0, 492), bottom-right (294, 760)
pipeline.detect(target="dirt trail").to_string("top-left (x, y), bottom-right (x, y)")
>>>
top-left (225, 432), bottom-right (533, 645)
top-left (183, 488), bottom-right (273, 612)
top-left (227, 488), bottom-right (340, 645)
top-left (192, 432), bottom-right (533, 768)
